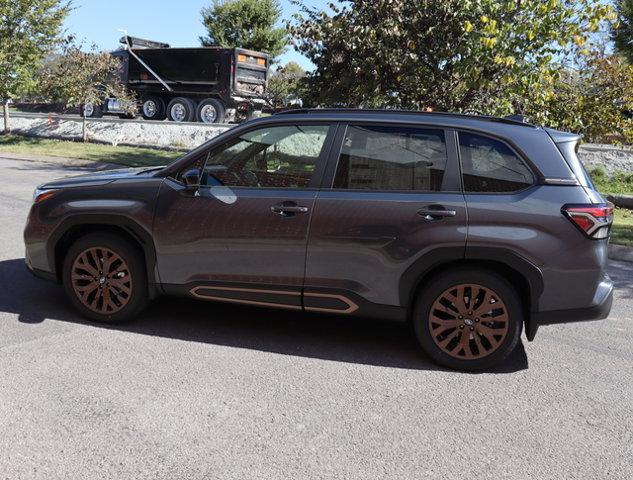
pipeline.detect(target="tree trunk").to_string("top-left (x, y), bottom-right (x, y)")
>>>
top-left (3, 101), bottom-right (10, 134)
top-left (82, 115), bottom-right (87, 142)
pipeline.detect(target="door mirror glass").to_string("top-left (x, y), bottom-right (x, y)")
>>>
top-left (182, 168), bottom-right (201, 190)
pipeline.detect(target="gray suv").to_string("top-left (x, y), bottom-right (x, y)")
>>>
top-left (24, 109), bottom-right (614, 370)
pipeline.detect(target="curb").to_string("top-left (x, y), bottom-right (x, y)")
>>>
top-left (609, 244), bottom-right (633, 263)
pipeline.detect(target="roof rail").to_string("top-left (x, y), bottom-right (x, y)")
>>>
top-left (275, 108), bottom-right (534, 127)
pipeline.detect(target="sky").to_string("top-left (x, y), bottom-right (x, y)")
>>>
top-left (62, 0), bottom-right (335, 70)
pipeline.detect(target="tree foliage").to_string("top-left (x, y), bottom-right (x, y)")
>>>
top-left (289, 0), bottom-right (614, 114)
top-left (200, 0), bottom-right (287, 58)
top-left (612, 0), bottom-right (633, 62)
top-left (523, 54), bottom-right (633, 144)
top-left (0, 0), bottom-right (69, 102)
top-left (265, 61), bottom-right (306, 109)
top-left (37, 40), bottom-right (136, 113)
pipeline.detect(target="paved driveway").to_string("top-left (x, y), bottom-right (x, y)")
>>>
top-left (0, 157), bottom-right (631, 479)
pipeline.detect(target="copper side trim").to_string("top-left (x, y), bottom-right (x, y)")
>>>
top-left (190, 285), bottom-right (302, 310)
top-left (304, 292), bottom-right (360, 314)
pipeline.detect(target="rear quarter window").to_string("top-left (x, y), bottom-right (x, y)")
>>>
top-left (458, 132), bottom-right (534, 193)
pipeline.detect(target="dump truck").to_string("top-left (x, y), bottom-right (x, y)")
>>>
top-left (82, 36), bottom-right (269, 123)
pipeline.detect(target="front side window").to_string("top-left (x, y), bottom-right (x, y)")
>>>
top-left (458, 132), bottom-right (534, 193)
top-left (333, 125), bottom-right (447, 191)
top-left (201, 125), bottom-right (331, 188)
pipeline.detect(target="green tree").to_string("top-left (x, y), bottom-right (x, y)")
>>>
top-left (266, 61), bottom-right (306, 109)
top-left (38, 40), bottom-right (137, 141)
top-left (200, 0), bottom-right (287, 58)
top-left (0, 0), bottom-right (69, 132)
top-left (289, 0), bottom-right (614, 114)
top-left (612, 0), bottom-right (633, 62)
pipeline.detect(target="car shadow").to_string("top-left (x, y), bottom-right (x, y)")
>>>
top-left (0, 258), bottom-right (528, 374)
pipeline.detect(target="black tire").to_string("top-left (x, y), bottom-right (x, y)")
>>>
top-left (167, 97), bottom-right (196, 122)
top-left (412, 269), bottom-right (523, 371)
top-left (196, 98), bottom-right (226, 123)
top-left (62, 233), bottom-right (149, 324)
top-left (81, 103), bottom-right (103, 118)
top-left (141, 96), bottom-right (166, 120)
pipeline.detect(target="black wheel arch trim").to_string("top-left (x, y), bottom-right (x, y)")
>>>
top-left (400, 246), bottom-right (544, 341)
top-left (46, 214), bottom-right (160, 292)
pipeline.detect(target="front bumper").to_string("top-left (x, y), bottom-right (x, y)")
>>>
top-left (528, 274), bottom-right (613, 340)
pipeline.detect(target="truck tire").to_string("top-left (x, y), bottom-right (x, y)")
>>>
top-left (141, 96), bottom-right (166, 121)
top-left (81, 103), bottom-right (103, 118)
top-left (167, 97), bottom-right (196, 122)
top-left (196, 98), bottom-right (226, 124)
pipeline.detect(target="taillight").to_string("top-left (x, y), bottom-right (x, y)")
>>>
top-left (561, 203), bottom-right (614, 239)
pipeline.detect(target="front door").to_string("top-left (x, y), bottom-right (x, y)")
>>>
top-left (305, 123), bottom-right (467, 313)
top-left (154, 123), bottom-right (335, 309)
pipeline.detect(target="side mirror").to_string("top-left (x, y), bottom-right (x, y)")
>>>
top-left (182, 168), bottom-right (200, 191)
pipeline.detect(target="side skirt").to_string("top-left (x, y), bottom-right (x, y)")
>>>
top-left (161, 282), bottom-right (408, 322)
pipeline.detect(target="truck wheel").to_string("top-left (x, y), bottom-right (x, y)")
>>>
top-left (141, 96), bottom-right (166, 121)
top-left (196, 98), bottom-right (226, 123)
top-left (81, 103), bottom-right (103, 118)
top-left (167, 97), bottom-right (196, 122)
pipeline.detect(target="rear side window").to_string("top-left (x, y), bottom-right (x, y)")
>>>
top-left (458, 132), bottom-right (534, 193)
top-left (333, 125), bottom-right (447, 191)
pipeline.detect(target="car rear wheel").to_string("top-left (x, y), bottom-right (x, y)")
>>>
top-left (141, 96), bottom-right (166, 120)
top-left (62, 233), bottom-right (149, 323)
top-left (167, 97), bottom-right (196, 122)
top-left (412, 269), bottom-right (522, 371)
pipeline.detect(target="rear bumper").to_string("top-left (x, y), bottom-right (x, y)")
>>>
top-left (25, 256), bottom-right (56, 282)
top-left (527, 274), bottom-right (613, 340)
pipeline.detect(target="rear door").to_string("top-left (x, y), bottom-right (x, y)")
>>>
top-left (304, 123), bottom-right (467, 313)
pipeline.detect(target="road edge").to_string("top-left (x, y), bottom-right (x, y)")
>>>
top-left (609, 243), bottom-right (633, 263)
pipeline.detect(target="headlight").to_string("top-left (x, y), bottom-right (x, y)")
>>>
top-left (33, 188), bottom-right (58, 204)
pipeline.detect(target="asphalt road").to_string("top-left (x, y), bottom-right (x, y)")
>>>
top-left (0, 156), bottom-right (632, 480)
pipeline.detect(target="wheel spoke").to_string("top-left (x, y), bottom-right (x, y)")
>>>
top-left (71, 246), bottom-right (133, 315)
top-left (427, 283), bottom-right (510, 360)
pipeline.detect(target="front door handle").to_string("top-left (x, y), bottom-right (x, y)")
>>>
top-left (271, 203), bottom-right (309, 216)
top-left (417, 207), bottom-right (457, 220)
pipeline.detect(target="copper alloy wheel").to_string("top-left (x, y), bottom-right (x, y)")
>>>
top-left (71, 247), bottom-right (133, 314)
top-left (428, 283), bottom-right (510, 360)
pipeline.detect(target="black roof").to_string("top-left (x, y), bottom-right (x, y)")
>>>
top-left (275, 108), bottom-right (534, 128)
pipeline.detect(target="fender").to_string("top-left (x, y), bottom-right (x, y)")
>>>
top-left (399, 246), bottom-right (544, 341)
top-left (46, 213), bottom-right (160, 288)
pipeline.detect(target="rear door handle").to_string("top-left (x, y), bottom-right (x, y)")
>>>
top-left (271, 204), bottom-right (309, 216)
top-left (417, 207), bottom-right (457, 220)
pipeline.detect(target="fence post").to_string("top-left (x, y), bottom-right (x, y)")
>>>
top-left (3, 101), bottom-right (10, 134)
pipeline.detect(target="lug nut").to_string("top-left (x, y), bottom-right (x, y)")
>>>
top-left (475, 318), bottom-right (479, 322)
top-left (470, 327), bottom-right (475, 331)
top-left (459, 325), bottom-right (464, 329)
top-left (458, 315), bottom-right (463, 319)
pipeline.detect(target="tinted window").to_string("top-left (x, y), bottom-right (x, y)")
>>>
top-left (202, 125), bottom-right (331, 188)
top-left (459, 132), bottom-right (534, 193)
top-left (333, 125), bottom-right (447, 191)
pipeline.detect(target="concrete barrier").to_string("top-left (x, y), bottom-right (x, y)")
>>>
top-left (4, 112), bottom-right (233, 150)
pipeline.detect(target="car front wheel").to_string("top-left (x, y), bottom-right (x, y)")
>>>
top-left (413, 269), bottom-right (523, 371)
top-left (62, 233), bottom-right (149, 323)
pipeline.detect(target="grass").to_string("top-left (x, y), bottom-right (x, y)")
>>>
top-left (588, 166), bottom-right (633, 195)
top-left (612, 208), bottom-right (633, 247)
top-left (0, 134), bottom-right (185, 167)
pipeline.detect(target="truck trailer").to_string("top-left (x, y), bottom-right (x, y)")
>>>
top-left (83, 36), bottom-right (269, 124)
